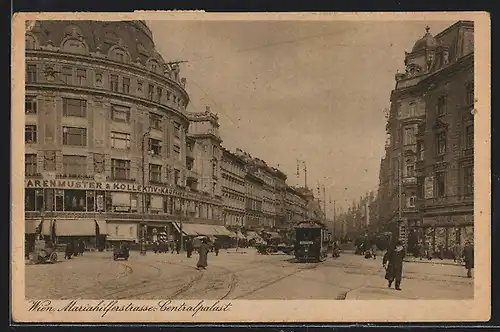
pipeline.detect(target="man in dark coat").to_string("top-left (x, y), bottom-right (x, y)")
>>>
top-left (197, 238), bottom-right (209, 270)
top-left (214, 238), bottom-right (221, 256)
top-left (65, 241), bottom-right (73, 260)
top-left (72, 240), bottom-right (79, 257)
top-left (383, 240), bottom-right (406, 291)
top-left (462, 240), bottom-right (474, 278)
top-left (186, 238), bottom-right (193, 258)
top-left (79, 240), bottom-right (85, 256)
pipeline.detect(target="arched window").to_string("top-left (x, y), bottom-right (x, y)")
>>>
top-left (61, 25), bottom-right (88, 55)
top-left (108, 46), bottom-right (130, 63)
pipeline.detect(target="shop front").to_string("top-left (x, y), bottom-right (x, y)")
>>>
top-left (52, 219), bottom-right (100, 250)
top-left (422, 214), bottom-right (474, 257)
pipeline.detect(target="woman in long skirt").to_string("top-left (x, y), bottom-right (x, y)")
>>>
top-left (197, 239), bottom-right (209, 270)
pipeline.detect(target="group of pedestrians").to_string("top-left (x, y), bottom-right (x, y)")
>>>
top-left (381, 239), bottom-right (475, 291)
top-left (64, 240), bottom-right (85, 260)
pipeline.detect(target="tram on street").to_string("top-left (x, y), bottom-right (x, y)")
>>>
top-left (294, 221), bottom-right (329, 263)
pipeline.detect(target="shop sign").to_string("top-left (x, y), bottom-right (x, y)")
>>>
top-left (25, 179), bottom-right (191, 198)
top-left (424, 176), bottom-right (434, 199)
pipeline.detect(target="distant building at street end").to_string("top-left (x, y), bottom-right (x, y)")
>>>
top-left (378, 21), bottom-right (474, 256)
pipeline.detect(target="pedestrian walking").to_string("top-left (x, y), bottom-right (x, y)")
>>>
top-left (64, 241), bottom-right (73, 260)
top-left (72, 240), bottom-right (79, 257)
top-left (79, 240), bottom-right (85, 256)
top-left (383, 240), bottom-right (406, 291)
top-left (371, 244), bottom-right (377, 260)
top-left (462, 240), bottom-right (474, 278)
top-left (153, 241), bottom-right (159, 254)
top-left (214, 238), bottom-right (221, 256)
top-left (197, 238), bottom-right (209, 270)
top-left (418, 242), bottom-right (426, 260)
top-left (453, 243), bottom-right (462, 263)
top-left (186, 238), bottom-right (193, 258)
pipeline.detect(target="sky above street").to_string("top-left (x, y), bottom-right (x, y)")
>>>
top-left (147, 19), bottom-right (454, 213)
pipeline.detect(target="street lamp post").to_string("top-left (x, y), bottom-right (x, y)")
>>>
top-left (140, 128), bottom-right (152, 256)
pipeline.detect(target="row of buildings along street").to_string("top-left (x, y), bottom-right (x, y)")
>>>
top-left (336, 21), bottom-right (474, 259)
top-left (24, 20), bottom-right (327, 253)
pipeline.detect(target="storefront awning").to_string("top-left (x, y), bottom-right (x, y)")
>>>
top-left (213, 225), bottom-right (234, 237)
top-left (174, 222), bottom-right (219, 236)
top-left (55, 219), bottom-right (97, 237)
top-left (25, 219), bottom-right (41, 234)
top-left (96, 219), bottom-right (108, 235)
top-left (266, 231), bottom-right (281, 239)
top-left (106, 222), bottom-right (138, 241)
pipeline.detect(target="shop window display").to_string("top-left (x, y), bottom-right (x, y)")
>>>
top-left (64, 189), bottom-right (86, 211)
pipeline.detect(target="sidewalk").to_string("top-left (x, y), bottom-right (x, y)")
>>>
top-left (403, 257), bottom-right (462, 266)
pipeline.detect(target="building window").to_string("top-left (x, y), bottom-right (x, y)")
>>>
top-left (63, 126), bottom-right (87, 146)
top-left (403, 127), bottom-right (415, 145)
top-left (26, 64), bottom-right (37, 83)
top-left (437, 96), bottom-right (446, 116)
top-left (63, 98), bottom-right (87, 117)
top-left (110, 74), bottom-right (119, 92)
top-left (76, 68), bottom-right (86, 86)
top-left (64, 189), bottom-right (86, 212)
top-left (111, 132), bottom-right (131, 150)
top-left (436, 132), bottom-right (447, 155)
top-left (416, 141), bottom-right (425, 161)
top-left (466, 82), bottom-right (474, 106)
top-left (465, 124), bottom-right (474, 149)
top-left (409, 102), bottom-right (417, 117)
top-left (25, 125), bottom-right (37, 143)
top-left (149, 164), bottom-right (161, 183)
top-left (149, 138), bottom-right (162, 156)
top-left (25, 96), bottom-right (37, 114)
top-left (114, 50), bottom-right (125, 63)
top-left (435, 172), bottom-right (446, 198)
top-left (408, 192), bottom-right (416, 207)
top-left (174, 169), bottom-right (181, 185)
top-left (111, 105), bottom-right (130, 123)
top-left (122, 77), bottom-right (130, 94)
top-left (137, 81), bottom-right (143, 92)
top-left (149, 113), bottom-right (162, 130)
top-left (148, 84), bottom-right (154, 100)
top-left (156, 87), bottom-right (162, 103)
top-left (405, 162), bottom-right (414, 177)
top-left (25, 154), bottom-right (37, 176)
top-left (61, 66), bottom-right (73, 84)
top-left (463, 165), bottom-right (474, 196)
top-left (111, 159), bottom-right (130, 180)
top-left (63, 155), bottom-right (87, 176)
top-left (173, 144), bottom-right (181, 160)
top-left (86, 190), bottom-right (95, 212)
top-left (174, 122), bottom-right (181, 138)
top-left (151, 63), bottom-right (157, 72)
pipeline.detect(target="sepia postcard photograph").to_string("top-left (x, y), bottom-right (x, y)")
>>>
top-left (11, 11), bottom-right (490, 323)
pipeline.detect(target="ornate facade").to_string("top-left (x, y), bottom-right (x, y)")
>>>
top-left (379, 21), bottom-right (474, 256)
top-left (221, 148), bottom-right (247, 227)
top-left (24, 20), bottom-right (224, 246)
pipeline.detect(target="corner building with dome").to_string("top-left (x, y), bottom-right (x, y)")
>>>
top-left (24, 20), bottom-right (228, 249)
top-left (378, 21), bottom-right (474, 257)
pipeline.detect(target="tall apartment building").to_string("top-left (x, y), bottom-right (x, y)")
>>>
top-left (220, 148), bottom-right (247, 227)
top-left (24, 20), bottom-right (225, 247)
top-left (379, 21), bottom-right (474, 255)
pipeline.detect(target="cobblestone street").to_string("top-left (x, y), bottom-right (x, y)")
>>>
top-left (25, 249), bottom-right (473, 300)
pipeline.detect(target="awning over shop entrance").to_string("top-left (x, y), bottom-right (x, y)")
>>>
top-left (106, 222), bottom-right (138, 242)
top-left (25, 219), bottom-right (41, 234)
top-left (95, 219), bottom-right (108, 235)
top-left (54, 219), bottom-right (97, 237)
top-left (213, 225), bottom-right (234, 237)
top-left (173, 222), bottom-right (219, 236)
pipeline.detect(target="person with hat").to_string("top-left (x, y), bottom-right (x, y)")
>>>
top-left (197, 237), bottom-right (209, 270)
top-left (462, 239), bottom-right (474, 278)
top-left (383, 240), bottom-right (406, 291)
